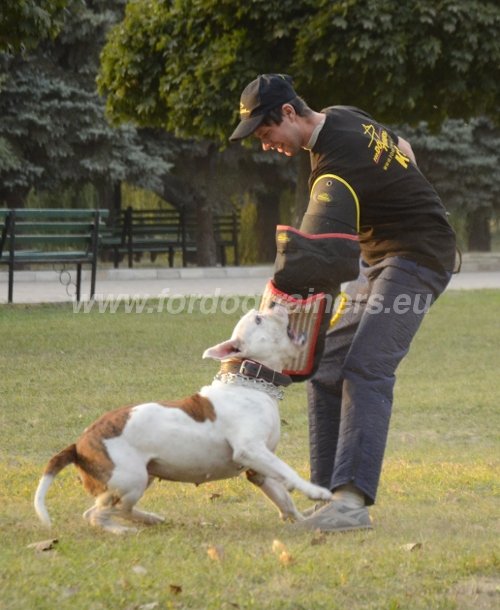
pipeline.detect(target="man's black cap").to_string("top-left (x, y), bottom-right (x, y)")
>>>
top-left (229, 74), bottom-right (297, 142)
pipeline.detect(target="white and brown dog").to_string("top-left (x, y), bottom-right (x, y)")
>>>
top-left (34, 305), bottom-right (332, 533)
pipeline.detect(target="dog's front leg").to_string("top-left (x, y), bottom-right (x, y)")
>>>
top-left (233, 443), bottom-right (332, 502)
top-left (246, 470), bottom-right (304, 521)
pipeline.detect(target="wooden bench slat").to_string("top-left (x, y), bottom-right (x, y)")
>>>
top-left (14, 222), bottom-right (95, 232)
top-left (8, 209), bottom-right (107, 219)
top-left (1, 251), bottom-right (90, 261)
top-left (12, 234), bottom-right (92, 244)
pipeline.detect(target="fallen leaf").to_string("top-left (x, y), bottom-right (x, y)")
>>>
top-left (281, 418), bottom-right (289, 426)
top-left (131, 565), bottom-right (148, 575)
top-left (27, 538), bottom-right (58, 552)
top-left (169, 584), bottom-right (182, 595)
top-left (271, 539), bottom-right (287, 554)
top-left (209, 493), bottom-right (222, 501)
top-left (279, 551), bottom-right (295, 566)
top-left (207, 545), bottom-right (224, 561)
top-left (401, 542), bottom-right (422, 552)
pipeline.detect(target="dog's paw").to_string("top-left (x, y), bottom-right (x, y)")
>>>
top-left (283, 512), bottom-right (305, 522)
top-left (279, 509), bottom-right (304, 522)
top-left (130, 509), bottom-right (165, 525)
top-left (305, 484), bottom-right (333, 502)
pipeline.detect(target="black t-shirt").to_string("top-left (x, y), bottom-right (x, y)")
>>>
top-left (308, 106), bottom-right (456, 272)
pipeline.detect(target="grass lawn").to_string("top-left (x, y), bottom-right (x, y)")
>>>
top-left (0, 290), bottom-right (498, 610)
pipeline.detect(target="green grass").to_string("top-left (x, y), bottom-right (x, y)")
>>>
top-left (0, 291), bottom-right (499, 610)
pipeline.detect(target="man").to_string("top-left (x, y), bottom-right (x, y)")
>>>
top-left (229, 74), bottom-right (457, 532)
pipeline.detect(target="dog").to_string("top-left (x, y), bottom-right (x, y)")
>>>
top-left (34, 305), bottom-right (332, 533)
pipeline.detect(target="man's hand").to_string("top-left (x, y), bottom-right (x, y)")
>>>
top-left (397, 136), bottom-right (417, 165)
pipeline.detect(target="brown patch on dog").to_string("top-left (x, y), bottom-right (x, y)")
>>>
top-left (74, 406), bottom-right (132, 496)
top-left (43, 444), bottom-right (77, 476)
top-left (159, 393), bottom-right (216, 423)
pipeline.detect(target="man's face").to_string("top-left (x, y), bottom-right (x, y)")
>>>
top-left (253, 108), bottom-right (303, 157)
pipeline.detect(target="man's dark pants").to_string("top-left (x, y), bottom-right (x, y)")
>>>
top-left (307, 256), bottom-right (451, 505)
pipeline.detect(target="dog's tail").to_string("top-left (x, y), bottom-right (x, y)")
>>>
top-left (34, 444), bottom-right (77, 527)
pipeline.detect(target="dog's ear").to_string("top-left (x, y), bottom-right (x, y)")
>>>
top-left (202, 339), bottom-right (241, 361)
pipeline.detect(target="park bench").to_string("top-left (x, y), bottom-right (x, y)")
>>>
top-left (0, 208), bottom-right (109, 303)
top-left (213, 211), bottom-right (240, 267)
top-left (101, 207), bottom-right (240, 268)
top-left (101, 207), bottom-right (187, 269)
top-left (182, 210), bottom-right (240, 267)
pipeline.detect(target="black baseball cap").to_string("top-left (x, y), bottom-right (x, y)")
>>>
top-left (229, 74), bottom-right (297, 142)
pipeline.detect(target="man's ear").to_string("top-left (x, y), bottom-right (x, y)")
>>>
top-left (282, 103), bottom-right (295, 120)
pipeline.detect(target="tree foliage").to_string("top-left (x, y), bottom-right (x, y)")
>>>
top-left (405, 117), bottom-right (500, 249)
top-left (294, 0), bottom-right (500, 125)
top-left (98, 0), bottom-right (306, 140)
top-left (0, 0), bottom-right (69, 52)
top-left (0, 62), bottom-right (170, 197)
top-left (0, 0), bottom-right (170, 206)
top-left (98, 0), bottom-right (500, 140)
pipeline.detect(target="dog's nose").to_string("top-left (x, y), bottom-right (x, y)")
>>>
top-left (286, 324), bottom-right (307, 346)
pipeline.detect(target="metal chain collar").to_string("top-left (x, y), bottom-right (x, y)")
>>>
top-left (214, 371), bottom-right (285, 401)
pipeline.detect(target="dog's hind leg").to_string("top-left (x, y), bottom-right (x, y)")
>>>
top-left (84, 471), bottom-right (150, 534)
top-left (128, 508), bottom-right (165, 525)
top-left (112, 479), bottom-right (166, 527)
top-left (83, 492), bottom-right (139, 534)
top-left (246, 470), bottom-right (304, 522)
top-left (124, 476), bottom-right (165, 525)
top-left (83, 490), bottom-right (115, 523)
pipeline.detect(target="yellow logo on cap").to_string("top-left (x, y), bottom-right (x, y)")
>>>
top-left (240, 102), bottom-right (251, 117)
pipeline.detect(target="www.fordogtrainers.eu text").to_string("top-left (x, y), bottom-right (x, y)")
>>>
top-left (72, 289), bottom-right (433, 316)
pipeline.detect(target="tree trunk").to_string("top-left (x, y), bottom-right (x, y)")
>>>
top-left (112, 182), bottom-right (122, 215)
top-left (255, 191), bottom-right (281, 263)
top-left (195, 195), bottom-right (216, 266)
top-left (94, 182), bottom-right (113, 213)
top-left (2, 188), bottom-right (28, 208)
top-left (467, 208), bottom-right (491, 251)
top-left (195, 143), bottom-right (217, 266)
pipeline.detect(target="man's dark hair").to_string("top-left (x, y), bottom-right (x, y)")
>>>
top-left (262, 96), bottom-right (312, 126)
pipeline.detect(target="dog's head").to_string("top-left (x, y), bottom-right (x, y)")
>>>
top-left (202, 305), bottom-right (306, 371)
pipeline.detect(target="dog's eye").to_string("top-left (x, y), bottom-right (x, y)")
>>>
top-left (255, 315), bottom-right (262, 325)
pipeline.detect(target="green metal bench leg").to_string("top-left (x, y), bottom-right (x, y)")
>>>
top-left (90, 261), bottom-right (97, 300)
top-left (8, 265), bottom-right (13, 303)
top-left (76, 264), bottom-right (82, 302)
